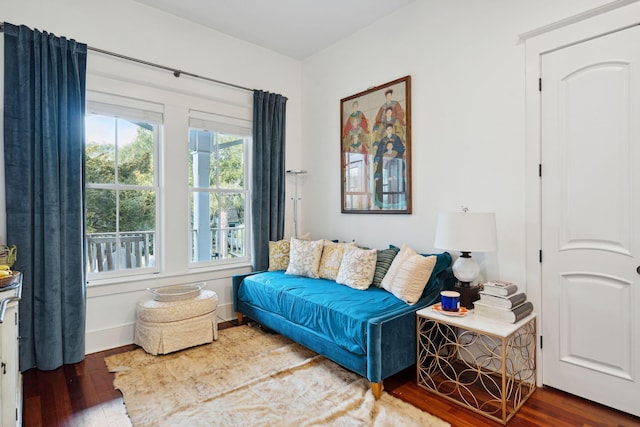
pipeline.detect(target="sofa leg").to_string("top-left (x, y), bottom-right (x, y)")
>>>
top-left (236, 312), bottom-right (244, 323)
top-left (371, 381), bottom-right (383, 400)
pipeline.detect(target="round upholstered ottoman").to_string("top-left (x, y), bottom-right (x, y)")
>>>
top-left (134, 289), bottom-right (218, 355)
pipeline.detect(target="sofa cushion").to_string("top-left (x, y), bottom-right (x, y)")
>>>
top-left (372, 246), bottom-right (400, 288)
top-left (335, 246), bottom-right (377, 290)
top-left (285, 238), bottom-right (324, 278)
top-left (237, 271), bottom-right (421, 355)
top-left (318, 241), bottom-right (355, 280)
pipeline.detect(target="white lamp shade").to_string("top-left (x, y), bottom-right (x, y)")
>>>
top-left (434, 212), bottom-right (498, 253)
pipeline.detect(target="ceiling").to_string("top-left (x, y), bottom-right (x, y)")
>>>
top-left (132, 0), bottom-right (415, 59)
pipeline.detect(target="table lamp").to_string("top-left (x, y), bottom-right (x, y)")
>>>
top-left (434, 209), bottom-right (497, 309)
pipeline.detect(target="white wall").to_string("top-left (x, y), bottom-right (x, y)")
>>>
top-left (0, 0), bottom-right (303, 353)
top-left (300, 0), bottom-right (612, 288)
top-left (0, 0), bottom-right (617, 354)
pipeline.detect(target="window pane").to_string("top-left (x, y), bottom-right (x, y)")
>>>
top-left (120, 233), bottom-right (155, 270)
top-left (86, 115), bottom-right (115, 184)
top-left (190, 191), bottom-right (218, 262)
top-left (86, 188), bottom-right (117, 273)
top-left (188, 129), bottom-right (214, 189)
top-left (188, 120), bottom-right (248, 265)
top-left (218, 136), bottom-right (244, 189)
top-left (119, 190), bottom-right (156, 270)
top-left (221, 193), bottom-right (244, 227)
top-left (86, 189), bottom-right (116, 233)
top-left (85, 98), bottom-right (160, 277)
top-left (119, 190), bottom-right (156, 232)
top-left (117, 119), bottom-right (155, 186)
top-left (220, 193), bottom-right (245, 258)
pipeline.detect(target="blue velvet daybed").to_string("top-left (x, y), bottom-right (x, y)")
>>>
top-left (232, 251), bottom-right (453, 399)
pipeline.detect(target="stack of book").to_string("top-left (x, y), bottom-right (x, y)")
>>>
top-left (474, 281), bottom-right (534, 323)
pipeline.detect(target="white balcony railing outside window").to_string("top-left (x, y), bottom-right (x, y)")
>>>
top-left (86, 231), bottom-right (155, 273)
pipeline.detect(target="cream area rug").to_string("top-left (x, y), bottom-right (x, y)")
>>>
top-left (105, 325), bottom-right (449, 427)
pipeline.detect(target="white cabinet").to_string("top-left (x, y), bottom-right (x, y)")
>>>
top-left (0, 279), bottom-right (21, 427)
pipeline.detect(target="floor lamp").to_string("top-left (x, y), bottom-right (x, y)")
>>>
top-left (286, 169), bottom-right (307, 238)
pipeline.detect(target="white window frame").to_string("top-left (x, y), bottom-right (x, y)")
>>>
top-left (85, 93), bottom-right (163, 279)
top-left (188, 110), bottom-right (252, 268)
top-left (84, 53), bottom-right (255, 289)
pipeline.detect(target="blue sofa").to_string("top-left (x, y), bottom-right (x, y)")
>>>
top-left (232, 251), bottom-right (453, 399)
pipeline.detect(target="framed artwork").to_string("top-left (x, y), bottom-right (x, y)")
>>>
top-left (340, 75), bottom-right (411, 214)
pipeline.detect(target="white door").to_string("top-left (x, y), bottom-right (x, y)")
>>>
top-left (541, 25), bottom-right (640, 417)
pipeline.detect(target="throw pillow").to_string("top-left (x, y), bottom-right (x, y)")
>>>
top-left (285, 238), bottom-right (325, 278)
top-left (381, 243), bottom-right (415, 291)
top-left (335, 246), bottom-right (377, 290)
top-left (268, 239), bottom-right (291, 271)
top-left (318, 241), bottom-right (356, 280)
top-left (390, 244), bottom-right (452, 289)
top-left (372, 246), bottom-right (400, 287)
top-left (388, 254), bottom-right (437, 304)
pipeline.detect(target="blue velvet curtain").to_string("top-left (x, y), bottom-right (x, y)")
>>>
top-left (252, 90), bottom-right (287, 271)
top-left (3, 23), bottom-right (87, 371)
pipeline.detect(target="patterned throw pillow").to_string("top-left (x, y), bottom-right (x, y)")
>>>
top-left (372, 246), bottom-right (400, 287)
top-left (268, 239), bottom-right (291, 271)
top-left (335, 246), bottom-right (377, 290)
top-left (285, 238), bottom-right (325, 278)
top-left (318, 241), bottom-right (356, 280)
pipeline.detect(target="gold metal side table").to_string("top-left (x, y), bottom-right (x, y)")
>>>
top-left (416, 306), bottom-right (536, 425)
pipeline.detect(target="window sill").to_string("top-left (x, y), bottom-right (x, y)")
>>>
top-left (86, 261), bottom-right (253, 297)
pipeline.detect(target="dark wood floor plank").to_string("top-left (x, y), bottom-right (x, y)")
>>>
top-left (22, 395), bottom-right (43, 427)
top-left (22, 322), bottom-right (640, 427)
top-left (385, 367), bottom-right (640, 427)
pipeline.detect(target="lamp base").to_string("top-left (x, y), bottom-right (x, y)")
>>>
top-left (454, 281), bottom-right (480, 309)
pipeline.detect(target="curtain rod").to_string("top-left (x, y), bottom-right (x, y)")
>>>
top-left (0, 21), bottom-right (254, 93)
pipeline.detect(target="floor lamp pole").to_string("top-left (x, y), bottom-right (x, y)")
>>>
top-left (286, 169), bottom-right (307, 237)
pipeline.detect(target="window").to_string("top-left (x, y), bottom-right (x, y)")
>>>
top-left (85, 98), bottom-right (162, 277)
top-left (188, 112), bottom-right (250, 265)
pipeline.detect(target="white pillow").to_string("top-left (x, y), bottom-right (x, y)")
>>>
top-left (381, 243), bottom-right (415, 292)
top-left (335, 246), bottom-right (377, 290)
top-left (285, 238), bottom-right (324, 278)
top-left (388, 254), bottom-right (437, 304)
top-left (318, 241), bottom-right (356, 280)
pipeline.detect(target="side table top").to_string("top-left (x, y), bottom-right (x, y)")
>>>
top-left (416, 305), bottom-right (536, 338)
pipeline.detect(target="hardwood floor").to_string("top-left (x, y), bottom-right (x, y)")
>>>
top-left (23, 322), bottom-right (640, 427)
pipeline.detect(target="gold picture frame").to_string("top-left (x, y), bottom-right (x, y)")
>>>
top-left (340, 75), bottom-right (411, 214)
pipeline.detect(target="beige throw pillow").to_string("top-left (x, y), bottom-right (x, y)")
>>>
top-left (381, 244), bottom-right (437, 304)
top-left (318, 241), bottom-right (356, 280)
top-left (335, 246), bottom-right (377, 290)
top-left (285, 238), bottom-right (324, 278)
top-left (389, 254), bottom-right (437, 304)
top-left (381, 243), bottom-right (414, 291)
